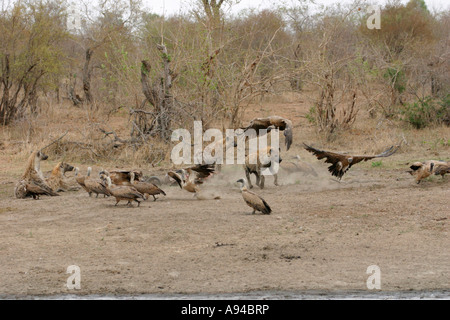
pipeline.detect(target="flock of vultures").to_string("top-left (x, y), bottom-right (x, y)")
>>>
top-left (13, 116), bottom-right (450, 214)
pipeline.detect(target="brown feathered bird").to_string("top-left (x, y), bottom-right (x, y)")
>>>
top-left (408, 160), bottom-right (449, 183)
top-left (102, 175), bottom-right (145, 207)
top-left (99, 169), bottom-right (144, 186)
top-left (242, 116), bottom-right (293, 150)
top-left (236, 179), bottom-right (271, 215)
top-left (84, 167), bottom-right (110, 197)
top-left (434, 163), bottom-right (450, 178)
top-left (130, 172), bottom-right (166, 201)
top-left (167, 164), bottom-right (216, 194)
top-left (303, 143), bottom-right (399, 180)
top-left (24, 182), bottom-right (59, 200)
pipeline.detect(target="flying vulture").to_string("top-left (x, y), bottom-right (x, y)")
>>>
top-left (303, 143), bottom-right (399, 179)
top-left (242, 116), bottom-right (293, 150)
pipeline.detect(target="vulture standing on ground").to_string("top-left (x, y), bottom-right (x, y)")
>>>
top-left (84, 167), bottom-right (110, 197)
top-left (101, 175), bottom-right (146, 207)
top-left (242, 116), bottom-right (293, 150)
top-left (303, 143), bottom-right (399, 180)
top-left (434, 163), bottom-right (450, 178)
top-left (236, 179), bottom-right (272, 215)
top-left (99, 169), bottom-right (144, 186)
top-left (408, 160), bottom-right (449, 183)
top-left (130, 172), bottom-right (166, 201)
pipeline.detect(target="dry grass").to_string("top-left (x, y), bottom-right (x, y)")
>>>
top-left (1, 90), bottom-right (449, 182)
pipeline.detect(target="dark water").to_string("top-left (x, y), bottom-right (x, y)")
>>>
top-left (2, 290), bottom-right (449, 300)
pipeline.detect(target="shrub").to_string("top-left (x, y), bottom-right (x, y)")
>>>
top-left (401, 95), bottom-right (449, 129)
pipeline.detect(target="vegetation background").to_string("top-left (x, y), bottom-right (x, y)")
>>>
top-left (1, 0), bottom-right (449, 167)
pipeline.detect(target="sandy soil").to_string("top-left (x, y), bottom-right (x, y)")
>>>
top-left (0, 101), bottom-right (448, 297)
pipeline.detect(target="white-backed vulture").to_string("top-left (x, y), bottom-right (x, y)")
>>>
top-left (408, 160), bottom-right (449, 183)
top-left (100, 169), bottom-right (144, 186)
top-left (167, 164), bottom-right (216, 195)
top-left (434, 163), bottom-right (450, 178)
top-left (236, 179), bottom-right (272, 215)
top-left (84, 167), bottom-right (110, 197)
top-left (130, 172), bottom-right (166, 201)
top-left (102, 175), bottom-right (145, 207)
top-left (304, 143), bottom-right (399, 180)
top-left (23, 182), bottom-right (59, 200)
top-left (242, 116), bottom-right (293, 150)
top-left (74, 167), bottom-right (89, 192)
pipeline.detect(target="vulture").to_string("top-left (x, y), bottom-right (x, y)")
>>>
top-left (99, 169), bottom-right (144, 186)
top-left (236, 179), bottom-right (272, 215)
top-left (167, 164), bottom-right (216, 195)
top-left (23, 182), bottom-right (59, 200)
top-left (242, 116), bottom-right (293, 150)
top-left (303, 143), bottom-right (399, 179)
top-left (102, 175), bottom-right (146, 207)
top-left (84, 167), bottom-right (110, 197)
top-left (130, 172), bottom-right (166, 201)
top-left (408, 160), bottom-right (449, 183)
top-left (434, 163), bottom-right (450, 178)
top-left (74, 167), bottom-right (89, 192)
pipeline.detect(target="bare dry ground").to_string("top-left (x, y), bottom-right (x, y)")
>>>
top-left (0, 99), bottom-right (449, 297)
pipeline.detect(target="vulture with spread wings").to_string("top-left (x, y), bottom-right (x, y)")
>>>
top-left (167, 164), bottom-right (216, 194)
top-left (303, 143), bottom-right (399, 179)
top-left (242, 116), bottom-right (293, 150)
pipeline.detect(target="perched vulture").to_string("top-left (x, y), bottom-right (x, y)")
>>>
top-left (242, 116), bottom-right (293, 150)
top-left (303, 143), bottom-right (399, 179)
top-left (236, 179), bottom-right (272, 215)
top-left (167, 164), bottom-right (216, 194)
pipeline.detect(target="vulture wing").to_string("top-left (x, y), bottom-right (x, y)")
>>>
top-left (243, 116), bottom-right (293, 150)
top-left (188, 164), bottom-right (216, 184)
top-left (167, 171), bottom-right (183, 189)
top-left (350, 145), bottom-right (400, 165)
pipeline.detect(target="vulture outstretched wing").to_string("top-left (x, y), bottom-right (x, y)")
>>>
top-left (187, 164), bottom-right (216, 184)
top-left (303, 143), bottom-right (399, 179)
top-left (167, 171), bottom-right (183, 189)
top-left (242, 116), bottom-right (293, 150)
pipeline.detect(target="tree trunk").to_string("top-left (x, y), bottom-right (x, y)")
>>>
top-left (83, 48), bottom-right (94, 104)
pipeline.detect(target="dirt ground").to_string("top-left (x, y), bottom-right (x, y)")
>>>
top-left (0, 101), bottom-right (449, 298)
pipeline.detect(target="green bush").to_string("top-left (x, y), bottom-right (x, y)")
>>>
top-left (401, 95), bottom-right (449, 129)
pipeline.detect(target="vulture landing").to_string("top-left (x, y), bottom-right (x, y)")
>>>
top-left (242, 116), bottom-right (293, 151)
top-left (304, 143), bottom-right (399, 180)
